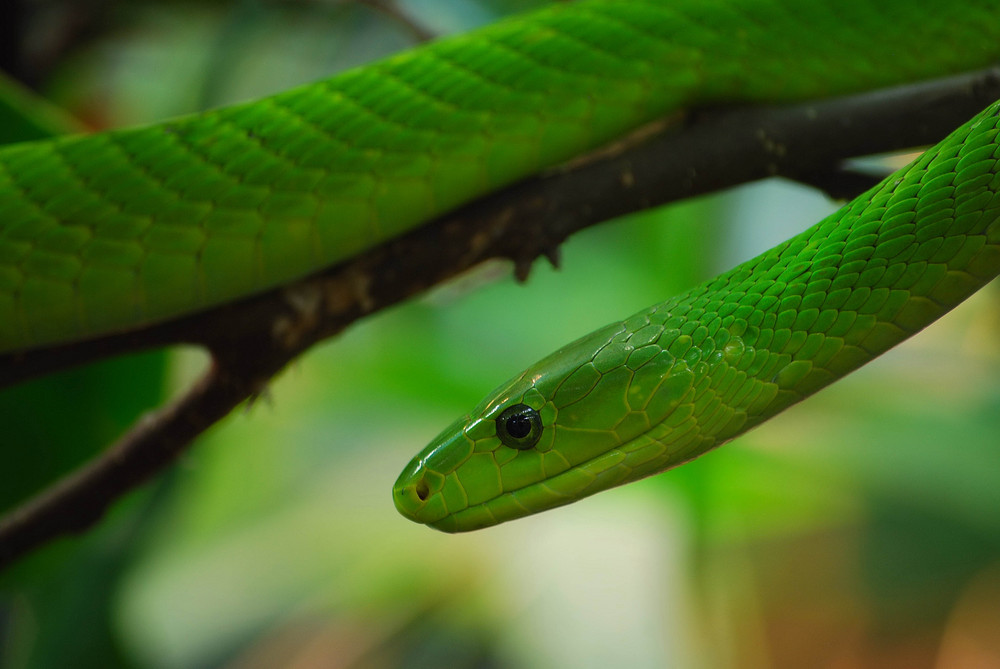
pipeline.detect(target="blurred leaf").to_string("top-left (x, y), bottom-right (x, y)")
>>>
top-left (0, 72), bottom-right (82, 143)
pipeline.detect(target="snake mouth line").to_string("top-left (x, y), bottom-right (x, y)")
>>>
top-left (428, 402), bottom-right (748, 531)
top-left (426, 434), bottom-right (659, 532)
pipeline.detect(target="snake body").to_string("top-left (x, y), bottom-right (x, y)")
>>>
top-left (2, 0), bottom-right (1000, 352)
top-left (2, 1), bottom-right (1000, 531)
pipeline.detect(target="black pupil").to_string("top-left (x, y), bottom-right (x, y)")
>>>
top-left (496, 403), bottom-right (542, 450)
top-left (506, 413), bottom-right (532, 439)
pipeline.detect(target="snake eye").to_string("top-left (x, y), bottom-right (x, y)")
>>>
top-left (496, 403), bottom-right (542, 450)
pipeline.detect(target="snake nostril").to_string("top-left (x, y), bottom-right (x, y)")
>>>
top-left (415, 479), bottom-right (430, 501)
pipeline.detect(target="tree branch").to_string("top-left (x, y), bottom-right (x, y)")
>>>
top-left (1, 68), bottom-right (999, 570)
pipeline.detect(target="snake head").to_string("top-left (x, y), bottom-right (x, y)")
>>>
top-left (393, 310), bottom-right (716, 532)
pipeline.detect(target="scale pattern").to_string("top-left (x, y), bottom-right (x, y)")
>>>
top-left (394, 100), bottom-right (1000, 531)
top-left (2, 0), bottom-right (1000, 351)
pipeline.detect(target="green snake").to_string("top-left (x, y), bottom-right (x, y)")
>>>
top-left (1, 2), bottom-right (999, 530)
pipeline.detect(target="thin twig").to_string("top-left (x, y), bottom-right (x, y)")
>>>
top-left (1, 68), bottom-right (999, 570)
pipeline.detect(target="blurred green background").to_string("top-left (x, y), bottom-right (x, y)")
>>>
top-left (2, 2), bottom-right (999, 668)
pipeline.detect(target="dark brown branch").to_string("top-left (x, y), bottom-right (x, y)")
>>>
top-left (1, 68), bottom-right (999, 570)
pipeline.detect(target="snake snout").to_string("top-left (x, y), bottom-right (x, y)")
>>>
top-left (392, 458), bottom-right (447, 524)
top-left (393, 473), bottom-right (425, 516)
